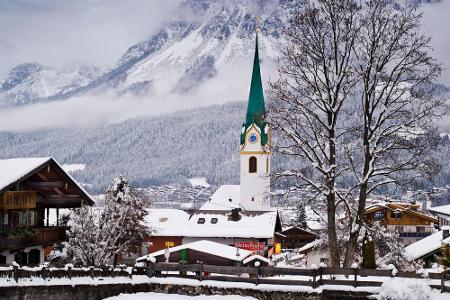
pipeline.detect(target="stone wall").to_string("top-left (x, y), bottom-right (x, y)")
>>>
top-left (0, 282), bottom-right (371, 300)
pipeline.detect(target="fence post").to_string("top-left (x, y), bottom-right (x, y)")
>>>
top-left (312, 268), bottom-right (317, 289)
top-left (353, 268), bottom-right (358, 288)
top-left (90, 266), bottom-right (95, 279)
top-left (319, 267), bottom-right (323, 286)
top-left (67, 266), bottom-right (72, 280)
top-left (441, 271), bottom-right (445, 293)
top-left (12, 265), bottom-right (19, 282)
top-left (199, 263), bottom-right (203, 281)
top-left (146, 261), bottom-right (153, 278)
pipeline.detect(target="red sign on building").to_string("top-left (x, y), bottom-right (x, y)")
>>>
top-left (234, 241), bottom-right (265, 253)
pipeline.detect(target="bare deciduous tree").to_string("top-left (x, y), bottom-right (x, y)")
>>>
top-left (342, 0), bottom-right (443, 267)
top-left (269, 0), bottom-right (360, 267)
top-left (270, 0), bottom-right (443, 267)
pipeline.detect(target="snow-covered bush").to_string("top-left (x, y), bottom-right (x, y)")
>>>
top-left (378, 278), bottom-right (433, 300)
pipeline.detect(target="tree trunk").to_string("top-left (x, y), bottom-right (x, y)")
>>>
top-left (113, 253), bottom-right (118, 267)
top-left (327, 193), bottom-right (340, 267)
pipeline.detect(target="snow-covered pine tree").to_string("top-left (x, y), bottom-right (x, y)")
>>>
top-left (99, 175), bottom-right (149, 266)
top-left (294, 203), bottom-right (308, 229)
top-left (67, 205), bottom-right (105, 266)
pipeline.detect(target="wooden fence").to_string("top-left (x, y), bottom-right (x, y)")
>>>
top-left (0, 263), bottom-right (449, 293)
top-left (146, 262), bottom-right (450, 293)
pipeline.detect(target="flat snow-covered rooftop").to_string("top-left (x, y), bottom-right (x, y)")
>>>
top-left (146, 208), bottom-right (278, 239)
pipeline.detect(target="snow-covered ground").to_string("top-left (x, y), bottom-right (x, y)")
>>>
top-left (104, 293), bottom-right (256, 300)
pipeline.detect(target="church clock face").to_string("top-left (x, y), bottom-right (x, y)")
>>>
top-left (248, 133), bottom-right (258, 144)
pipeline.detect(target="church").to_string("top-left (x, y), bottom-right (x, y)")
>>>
top-left (140, 33), bottom-right (283, 262)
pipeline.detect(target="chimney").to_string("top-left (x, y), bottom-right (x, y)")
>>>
top-left (230, 208), bottom-right (242, 221)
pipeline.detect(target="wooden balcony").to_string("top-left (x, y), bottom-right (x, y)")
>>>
top-left (0, 226), bottom-right (67, 251)
top-left (1, 191), bottom-right (37, 210)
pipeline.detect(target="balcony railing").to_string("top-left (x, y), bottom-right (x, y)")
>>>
top-left (1, 191), bottom-right (37, 210)
top-left (0, 226), bottom-right (67, 250)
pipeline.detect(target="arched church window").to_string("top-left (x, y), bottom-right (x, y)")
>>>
top-left (249, 156), bottom-right (257, 173)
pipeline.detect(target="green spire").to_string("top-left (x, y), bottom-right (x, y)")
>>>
top-left (245, 35), bottom-right (265, 126)
top-left (240, 33), bottom-right (268, 146)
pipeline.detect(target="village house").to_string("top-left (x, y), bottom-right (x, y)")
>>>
top-left (279, 226), bottom-right (318, 250)
top-left (429, 204), bottom-right (450, 228)
top-left (0, 157), bottom-right (94, 266)
top-left (365, 202), bottom-right (438, 245)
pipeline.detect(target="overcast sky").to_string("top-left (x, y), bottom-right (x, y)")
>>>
top-left (0, 0), bottom-right (449, 132)
top-left (0, 0), bottom-right (181, 76)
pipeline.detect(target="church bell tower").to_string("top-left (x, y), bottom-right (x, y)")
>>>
top-left (239, 28), bottom-right (271, 211)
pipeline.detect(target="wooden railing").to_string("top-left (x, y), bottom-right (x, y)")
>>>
top-left (1, 191), bottom-right (37, 210)
top-left (0, 263), bottom-right (449, 293)
top-left (146, 262), bottom-right (450, 293)
top-left (0, 227), bottom-right (67, 250)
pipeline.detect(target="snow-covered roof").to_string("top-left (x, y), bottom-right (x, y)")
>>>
top-left (146, 208), bottom-right (278, 239)
top-left (200, 185), bottom-right (241, 210)
top-left (0, 157), bottom-right (51, 192)
top-left (429, 204), bottom-right (450, 217)
top-left (404, 228), bottom-right (450, 262)
top-left (365, 202), bottom-right (437, 223)
top-left (0, 157), bottom-right (94, 204)
top-left (281, 225), bottom-right (318, 236)
top-left (298, 239), bottom-right (321, 254)
top-left (137, 240), bottom-right (253, 263)
top-left (242, 254), bottom-right (270, 265)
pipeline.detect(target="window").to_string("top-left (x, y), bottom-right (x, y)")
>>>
top-left (197, 218), bottom-right (206, 224)
top-left (391, 211), bottom-right (402, 219)
top-left (211, 218), bottom-right (218, 224)
top-left (266, 157), bottom-right (269, 173)
top-left (249, 157), bottom-right (257, 173)
top-left (373, 211), bottom-right (385, 220)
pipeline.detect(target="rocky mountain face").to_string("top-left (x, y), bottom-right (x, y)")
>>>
top-left (0, 0), bottom-right (293, 106)
top-left (0, 62), bottom-right (99, 106)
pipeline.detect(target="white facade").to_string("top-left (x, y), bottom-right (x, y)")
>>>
top-left (240, 124), bottom-right (271, 211)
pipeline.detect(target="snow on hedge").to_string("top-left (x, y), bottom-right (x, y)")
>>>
top-left (378, 278), bottom-right (448, 300)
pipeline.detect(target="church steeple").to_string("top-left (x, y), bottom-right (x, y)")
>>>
top-left (245, 35), bottom-right (265, 127)
top-left (240, 30), bottom-right (269, 146)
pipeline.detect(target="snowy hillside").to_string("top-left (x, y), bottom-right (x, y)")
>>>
top-left (0, 0), bottom-right (292, 106)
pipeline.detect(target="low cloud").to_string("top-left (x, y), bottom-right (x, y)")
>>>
top-left (0, 58), bottom-right (278, 132)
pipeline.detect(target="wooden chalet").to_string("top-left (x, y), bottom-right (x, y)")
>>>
top-left (365, 202), bottom-right (438, 245)
top-left (279, 226), bottom-right (318, 249)
top-left (0, 157), bottom-right (94, 265)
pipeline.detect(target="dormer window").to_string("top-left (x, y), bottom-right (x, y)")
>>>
top-left (211, 218), bottom-right (218, 224)
top-left (249, 157), bottom-right (257, 173)
top-left (197, 218), bottom-right (205, 224)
